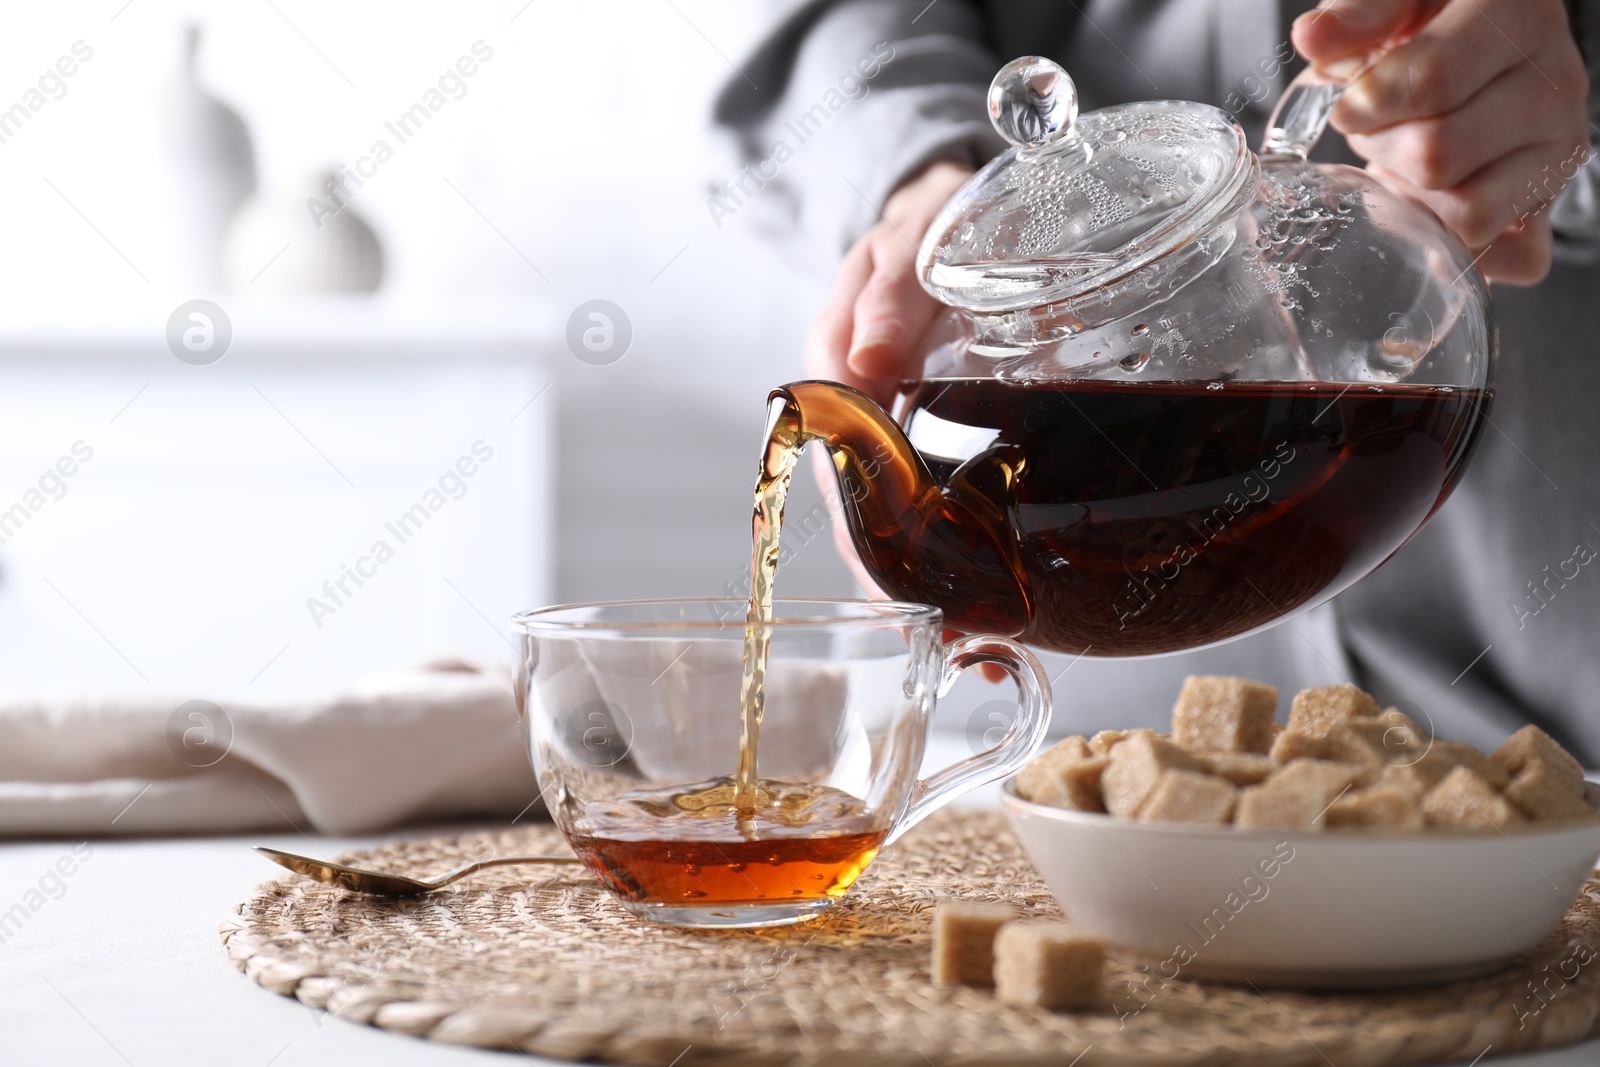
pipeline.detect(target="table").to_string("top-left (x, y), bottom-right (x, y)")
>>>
top-left (6, 736), bottom-right (1599, 1066)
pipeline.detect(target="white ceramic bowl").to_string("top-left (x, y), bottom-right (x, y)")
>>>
top-left (1001, 781), bottom-right (1600, 988)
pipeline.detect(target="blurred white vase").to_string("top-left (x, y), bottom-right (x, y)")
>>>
top-left (225, 170), bottom-right (386, 293)
top-left (159, 24), bottom-right (256, 292)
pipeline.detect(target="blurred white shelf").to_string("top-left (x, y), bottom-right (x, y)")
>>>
top-left (0, 298), bottom-right (560, 699)
top-left (0, 294), bottom-right (564, 361)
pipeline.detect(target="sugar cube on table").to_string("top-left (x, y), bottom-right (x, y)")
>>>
top-left (1138, 769), bottom-right (1237, 826)
top-left (1490, 725), bottom-right (1588, 795)
top-left (1101, 734), bottom-right (1206, 818)
top-left (1171, 675), bottom-right (1277, 754)
top-left (1422, 767), bottom-right (1526, 829)
top-left (1287, 684), bottom-right (1380, 738)
top-left (1325, 786), bottom-right (1425, 830)
top-left (1014, 736), bottom-right (1092, 802)
top-left (1505, 760), bottom-right (1593, 819)
top-left (930, 901), bottom-right (1017, 987)
top-left (1205, 752), bottom-right (1276, 786)
top-left (994, 922), bottom-right (1106, 1012)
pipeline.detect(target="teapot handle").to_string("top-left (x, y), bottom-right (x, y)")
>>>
top-left (1259, 57), bottom-right (1377, 162)
top-left (1261, 0), bottom-right (1447, 164)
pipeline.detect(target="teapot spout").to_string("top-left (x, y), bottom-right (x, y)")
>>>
top-left (769, 381), bottom-right (1032, 637)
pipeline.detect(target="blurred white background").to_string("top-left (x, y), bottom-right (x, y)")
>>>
top-left (0, 0), bottom-right (858, 701)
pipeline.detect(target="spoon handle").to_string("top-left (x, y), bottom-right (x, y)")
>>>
top-left (446, 854), bottom-right (585, 878)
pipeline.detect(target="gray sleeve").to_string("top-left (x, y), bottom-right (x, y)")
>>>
top-left (1549, 0), bottom-right (1600, 264)
top-left (710, 0), bottom-right (1004, 264)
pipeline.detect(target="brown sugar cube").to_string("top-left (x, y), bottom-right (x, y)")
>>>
top-left (1377, 749), bottom-right (1459, 798)
top-left (1325, 786), bottom-right (1425, 830)
top-left (1100, 733), bottom-right (1206, 818)
top-left (994, 922), bottom-right (1107, 1012)
top-left (1321, 722), bottom-right (1387, 771)
top-left (1171, 675), bottom-right (1278, 755)
top-left (1138, 769), bottom-right (1237, 826)
top-left (1505, 761), bottom-right (1594, 820)
top-left (1205, 752), bottom-right (1277, 786)
top-left (1235, 759), bottom-right (1367, 830)
top-left (1235, 786), bottom-right (1329, 831)
top-left (931, 901), bottom-right (1017, 987)
top-left (1325, 719), bottom-right (1427, 770)
top-left (1088, 728), bottom-right (1155, 756)
top-left (1015, 735), bottom-right (1092, 802)
top-left (1433, 740), bottom-right (1510, 790)
top-left (1264, 758), bottom-right (1368, 801)
top-left (1036, 756), bottom-right (1110, 813)
top-left (1489, 725), bottom-right (1588, 796)
top-left (1422, 766), bottom-right (1526, 830)
top-left (1375, 707), bottom-right (1427, 744)
top-left (1287, 684), bottom-right (1381, 738)
top-left (1269, 729), bottom-right (1330, 764)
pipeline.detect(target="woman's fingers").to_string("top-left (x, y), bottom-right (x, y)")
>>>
top-left (1292, 0), bottom-right (1437, 61)
top-left (1344, 62), bottom-right (1578, 191)
top-left (1328, 0), bottom-right (1559, 134)
top-left (1291, 0), bottom-right (1588, 281)
top-left (805, 160), bottom-right (975, 407)
top-left (1380, 140), bottom-right (1575, 247)
top-left (1367, 158), bottom-right (1561, 281)
top-left (847, 229), bottom-right (942, 384)
top-left (803, 238), bottom-right (882, 397)
top-left (1474, 220), bottom-right (1554, 286)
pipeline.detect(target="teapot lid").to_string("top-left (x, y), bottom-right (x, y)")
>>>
top-left (919, 57), bottom-right (1254, 314)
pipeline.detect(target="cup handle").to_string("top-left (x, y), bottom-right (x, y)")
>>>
top-left (886, 634), bottom-right (1052, 844)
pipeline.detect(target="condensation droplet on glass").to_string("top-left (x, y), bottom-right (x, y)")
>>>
top-left (1206, 381), bottom-right (1225, 390)
top-left (1131, 323), bottom-right (1149, 336)
top-left (1120, 352), bottom-right (1149, 371)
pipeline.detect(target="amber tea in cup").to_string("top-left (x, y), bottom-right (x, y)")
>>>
top-left (513, 598), bottom-right (1049, 928)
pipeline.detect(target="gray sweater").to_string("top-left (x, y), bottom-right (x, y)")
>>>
top-left (715, 0), bottom-right (1600, 761)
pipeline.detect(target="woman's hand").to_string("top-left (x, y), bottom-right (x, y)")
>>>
top-left (1293, 0), bottom-right (1590, 285)
top-left (803, 160), bottom-right (973, 600)
top-left (802, 160), bottom-right (975, 407)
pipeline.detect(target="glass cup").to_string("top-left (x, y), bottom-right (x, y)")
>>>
top-left (512, 598), bottom-right (1050, 928)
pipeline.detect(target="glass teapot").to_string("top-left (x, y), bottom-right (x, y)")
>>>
top-left (770, 57), bottom-right (1496, 657)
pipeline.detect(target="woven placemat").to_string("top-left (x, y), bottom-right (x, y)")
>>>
top-left (222, 810), bottom-right (1600, 1065)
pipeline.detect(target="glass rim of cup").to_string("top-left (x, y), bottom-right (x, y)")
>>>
top-left (510, 596), bottom-right (943, 635)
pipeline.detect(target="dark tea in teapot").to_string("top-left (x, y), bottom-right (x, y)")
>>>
top-left (771, 376), bottom-right (1487, 656)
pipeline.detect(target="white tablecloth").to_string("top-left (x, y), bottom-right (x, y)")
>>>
top-left (4, 731), bottom-right (1598, 1066)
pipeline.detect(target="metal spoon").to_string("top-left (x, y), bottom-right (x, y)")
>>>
top-left (253, 845), bottom-right (585, 897)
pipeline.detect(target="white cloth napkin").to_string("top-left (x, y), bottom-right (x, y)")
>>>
top-left (0, 661), bottom-right (540, 837)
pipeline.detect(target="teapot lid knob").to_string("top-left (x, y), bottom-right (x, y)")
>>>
top-left (987, 56), bottom-right (1078, 148)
